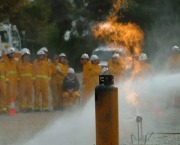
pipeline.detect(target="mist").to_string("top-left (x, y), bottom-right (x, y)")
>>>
top-left (143, 1), bottom-right (180, 71)
top-left (12, 72), bottom-right (179, 145)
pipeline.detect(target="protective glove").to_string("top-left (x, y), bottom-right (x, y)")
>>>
top-left (56, 66), bottom-right (61, 72)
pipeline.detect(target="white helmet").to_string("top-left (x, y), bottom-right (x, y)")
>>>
top-left (7, 47), bottom-right (15, 54)
top-left (68, 68), bottom-right (75, 74)
top-left (37, 50), bottom-right (45, 55)
top-left (59, 53), bottom-right (66, 57)
top-left (171, 45), bottom-right (179, 52)
top-left (40, 47), bottom-right (48, 53)
top-left (81, 53), bottom-right (89, 59)
top-left (90, 55), bottom-right (99, 61)
top-left (139, 53), bottom-right (147, 61)
top-left (21, 48), bottom-right (30, 55)
top-left (112, 53), bottom-right (119, 58)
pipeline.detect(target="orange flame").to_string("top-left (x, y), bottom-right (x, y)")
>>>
top-left (127, 91), bottom-right (138, 106)
top-left (92, 22), bottom-right (144, 56)
top-left (92, 0), bottom-right (144, 56)
top-left (92, 0), bottom-right (144, 106)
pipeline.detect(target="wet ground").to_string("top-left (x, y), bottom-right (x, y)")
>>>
top-left (0, 111), bottom-right (63, 145)
top-left (121, 107), bottom-right (180, 145)
top-left (0, 107), bottom-right (179, 145)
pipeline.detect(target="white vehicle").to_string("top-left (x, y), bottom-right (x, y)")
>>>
top-left (0, 21), bottom-right (21, 54)
top-left (92, 46), bottom-right (124, 67)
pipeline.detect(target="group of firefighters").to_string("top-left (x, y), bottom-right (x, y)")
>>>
top-left (0, 45), bottom-right (179, 114)
top-left (81, 45), bottom-right (180, 107)
top-left (0, 47), bottom-right (81, 113)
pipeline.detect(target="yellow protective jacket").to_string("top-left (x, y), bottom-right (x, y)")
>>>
top-left (82, 61), bottom-right (91, 84)
top-left (89, 63), bottom-right (102, 89)
top-left (107, 58), bottom-right (125, 79)
top-left (59, 63), bottom-right (68, 78)
top-left (51, 62), bottom-right (67, 85)
top-left (166, 54), bottom-right (180, 73)
top-left (4, 56), bottom-right (18, 102)
top-left (4, 57), bottom-right (17, 82)
top-left (33, 59), bottom-right (51, 81)
top-left (0, 61), bottom-right (9, 82)
top-left (0, 60), bottom-right (9, 109)
top-left (17, 59), bottom-right (34, 84)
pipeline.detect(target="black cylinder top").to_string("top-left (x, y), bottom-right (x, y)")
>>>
top-left (99, 75), bottom-right (114, 85)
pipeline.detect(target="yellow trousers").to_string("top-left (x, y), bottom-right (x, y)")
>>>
top-left (34, 79), bottom-right (49, 109)
top-left (51, 83), bottom-right (63, 109)
top-left (63, 91), bottom-right (80, 107)
top-left (19, 79), bottom-right (33, 110)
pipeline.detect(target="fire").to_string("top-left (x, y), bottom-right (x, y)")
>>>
top-left (92, 0), bottom-right (144, 106)
top-left (127, 91), bottom-right (138, 106)
top-left (124, 59), bottom-right (141, 106)
top-left (92, 22), bottom-right (144, 56)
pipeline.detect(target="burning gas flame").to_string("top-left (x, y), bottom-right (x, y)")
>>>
top-left (92, 0), bottom-right (144, 56)
top-left (92, 0), bottom-right (144, 106)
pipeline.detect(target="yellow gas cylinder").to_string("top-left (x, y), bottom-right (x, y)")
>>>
top-left (95, 74), bottom-right (119, 145)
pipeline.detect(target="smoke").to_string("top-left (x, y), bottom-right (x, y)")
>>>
top-left (144, 1), bottom-right (180, 70)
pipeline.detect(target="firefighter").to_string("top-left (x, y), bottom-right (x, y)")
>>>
top-left (58, 53), bottom-right (68, 105)
top-left (59, 53), bottom-right (68, 75)
top-left (33, 50), bottom-right (51, 112)
top-left (88, 55), bottom-right (102, 97)
top-left (17, 48), bottom-right (34, 112)
top-left (80, 53), bottom-right (92, 104)
top-left (50, 54), bottom-right (65, 110)
top-left (0, 51), bottom-right (9, 113)
top-left (107, 53), bottom-right (125, 82)
top-left (138, 53), bottom-right (153, 78)
top-left (166, 45), bottom-right (180, 73)
top-left (62, 68), bottom-right (80, 107)
top-left (166, 46), bottom-right (180, 107)
top-left (137, 53), bottom-right (154, 110)
top-left (5, 47), bottom-right (18, 108)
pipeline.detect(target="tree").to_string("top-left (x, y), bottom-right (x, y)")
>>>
top-left (12, 0), bottom-right (51, 57)
top-left (0, 0), bottom-right (27, 21)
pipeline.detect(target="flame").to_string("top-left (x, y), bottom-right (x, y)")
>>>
top-left (92, 0), bottom-right (144, 106)
top-left (127, 91), bottom-right (138, 106)
top-left (92, 0), bottom-right (144, 56)
top-left (92, 22), bottom-right (144, 56)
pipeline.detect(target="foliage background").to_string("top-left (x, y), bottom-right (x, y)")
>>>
top-left (1, 0), bottom-right (180, 71)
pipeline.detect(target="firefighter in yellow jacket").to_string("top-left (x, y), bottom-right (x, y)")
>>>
top-left (107, 53), bottom-right (125, 82)
top-left (137, 53), bottom-right (153, 79)
top-left (0, 51), bottom-right (9, 113)
top-left (58, 53), bottom-right (68, 106)
top-left (33, 50), bottom-right (51, 112)
top-left (166, 46), bottom-right (180, 107)
top-left (5, 47), bottom-right (18, 107)
top-left (88, 55), bottom-right (102, 97)
top-left (17, 48), bottom-right (34, 112)
top-left (166, 46), bottom-right (180, 73)
top-left (50, 54), bottom-right (66, 110)
top-left (80, 53), bottom-right (92, 105)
